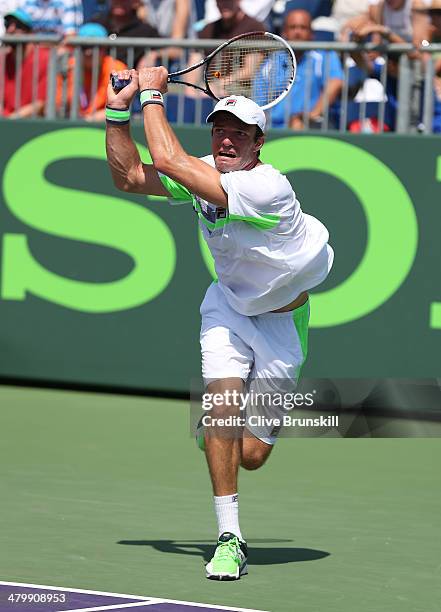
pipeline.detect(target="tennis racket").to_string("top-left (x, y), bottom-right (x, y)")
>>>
top-left (111, 31), bottom-right (296, 111)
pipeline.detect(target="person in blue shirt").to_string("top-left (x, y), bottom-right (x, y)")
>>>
top-left (349, 19), bottom-right (441, 132)
top-left (20, 0), bottom-right (83, 35)
top-left (263, 9), bottom-right (344, 129)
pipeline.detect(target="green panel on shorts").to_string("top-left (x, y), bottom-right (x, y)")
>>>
top-left (293, 299), bottom-right (310, 367)
top-left (159, 174), bottom-right (195, 203)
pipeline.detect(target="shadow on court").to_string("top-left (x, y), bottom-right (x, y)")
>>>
top-left (117, 539), bottom-right (330, 565)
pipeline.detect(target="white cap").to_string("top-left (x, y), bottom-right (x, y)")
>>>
top-left (206, 96), bottom-right (266, 133)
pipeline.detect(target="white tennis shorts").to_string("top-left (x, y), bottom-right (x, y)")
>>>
top-left (200, 282), bottom-right (310, 444)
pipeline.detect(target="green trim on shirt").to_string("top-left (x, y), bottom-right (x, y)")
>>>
top-left (159, 173), bottom-right (281, 231)
top-left (159, 174), bottom-right (194, 203)
top-left (230, 212), bottom-right (280, 230)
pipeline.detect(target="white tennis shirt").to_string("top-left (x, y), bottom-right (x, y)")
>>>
top-left (160, 155), bottom-right (334, 316)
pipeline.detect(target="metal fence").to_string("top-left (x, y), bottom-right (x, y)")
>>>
top-left (1, 34), bottom-right (441, 134)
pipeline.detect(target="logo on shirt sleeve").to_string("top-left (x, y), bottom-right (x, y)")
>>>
top-left (194, 196), bottom-right (228, 234)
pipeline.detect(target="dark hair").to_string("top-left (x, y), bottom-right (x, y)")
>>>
top-left (255, 126), bottom-right (264, 158)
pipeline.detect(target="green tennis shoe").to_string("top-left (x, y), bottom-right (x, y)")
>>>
top-left (206, 532), bottom-right (248, 580)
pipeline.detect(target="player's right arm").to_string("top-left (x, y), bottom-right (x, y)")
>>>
top-left (105, 69), bottom-right (170, 197)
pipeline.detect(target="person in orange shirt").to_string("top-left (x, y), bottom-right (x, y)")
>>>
top-left (2, 9), bottom-right (51, 118)
top-left (57, 22), bottom-right (127, 120)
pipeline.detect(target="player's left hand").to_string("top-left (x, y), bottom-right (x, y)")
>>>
top-left (138, 66), bottom-right (168, 94)
top-left (108, 68), bottom-right (139, 109)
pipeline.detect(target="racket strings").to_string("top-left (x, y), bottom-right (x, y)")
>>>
top-left (206, 33), bottom-right (295, 108)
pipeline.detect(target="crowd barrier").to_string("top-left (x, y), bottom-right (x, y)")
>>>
top-left (2, 35), bottom-right (441, 133)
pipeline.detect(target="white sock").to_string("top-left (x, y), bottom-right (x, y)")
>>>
top-left (214, 493), bottom-right (243, 542)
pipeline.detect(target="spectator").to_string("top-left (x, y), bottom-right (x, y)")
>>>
top-left (349, 20), bottom-right (411, 130)
top-left (267, 9), bottom-right (344, 129)
top-left (199, 0), bottom-right (266, 40)
top-left (184, 0), bottom-right (266, 99)
top-left (20, 0), bottom-right (83, 35)
top-left (92, 0), bottom-right (159, 68)
top-left (415, 0), bottom-right (441, 10)
top-left (202, 0), bottom-right (275, 25)
top-left (331, 0), bottom-right (371, 39)
top-left (425, 3), bottom-right (441, 71)
top-left (409, 2), bottom-right (441, 131)
top-left (137, 0), bottom-right (193, 64)
top-left (334, 0), bottom-right (370, 29)
top-left (56, 22), bottom-right (126, 120)
top-left (0, 0), bottom-right (19, 36)
top-left (1, 8), bottom-right (51, 118)
top-left (139, 0), bottom-right (192, 38)
top-left (350, 12), bottom-right (441, 133)
top-left (368, 0), bottom-right (431, 45)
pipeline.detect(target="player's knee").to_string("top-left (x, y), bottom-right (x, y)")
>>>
top-left (241, 436), bottom-right (273, 470)
top-left (241, 449), bottom-right (268, 471)
top-left (241, 458), bottom-right (262, 470)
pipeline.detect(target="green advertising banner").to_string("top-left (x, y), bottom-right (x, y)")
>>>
top-left (0, 121), bottom-right (440, 392)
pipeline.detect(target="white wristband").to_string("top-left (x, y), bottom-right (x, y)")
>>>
top-left (140, 89), bottom-right (164, 109)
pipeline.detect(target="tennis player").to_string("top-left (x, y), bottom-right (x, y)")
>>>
top-left (105, 66), bottom-right (334, 581)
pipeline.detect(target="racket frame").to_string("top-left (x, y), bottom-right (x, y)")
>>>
top-left (168, 31), bottom-right (297, 110)
top-left (110, 31), bottom-right (297, 110)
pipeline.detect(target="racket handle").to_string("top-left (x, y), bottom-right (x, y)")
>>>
top-left (111, 75), bottom-right (132, 91)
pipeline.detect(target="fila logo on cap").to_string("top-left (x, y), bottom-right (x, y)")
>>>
top-left (225, 99), bottom-right (237, 106)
